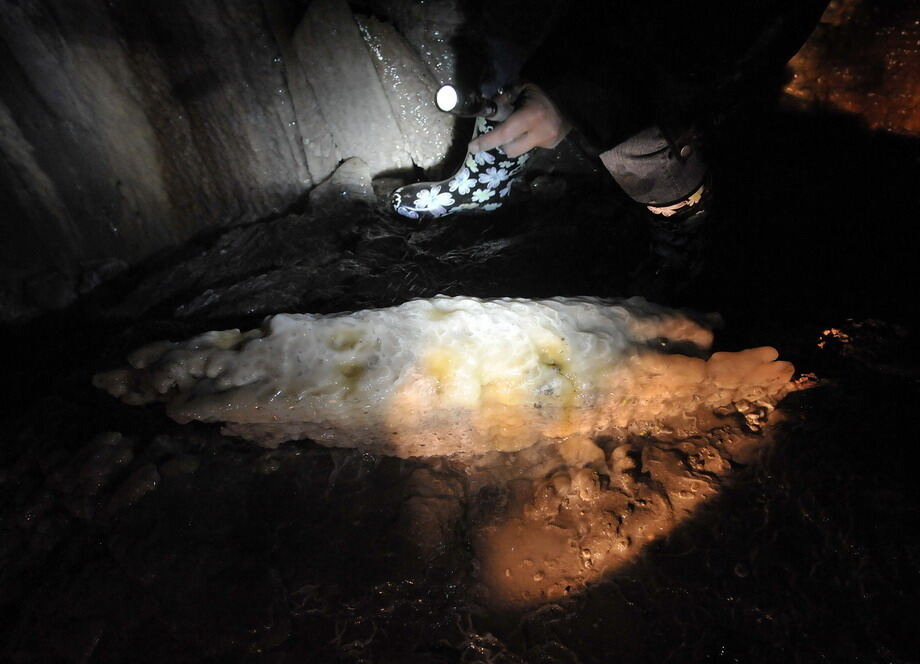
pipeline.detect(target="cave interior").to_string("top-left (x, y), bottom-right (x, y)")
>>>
top-left (1, 1), bottom-right (919, 662)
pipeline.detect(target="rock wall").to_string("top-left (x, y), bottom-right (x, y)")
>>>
top-left (784, 0), bottom-right (920, 137)
top-left (0, 0), bottom-right (461, 320)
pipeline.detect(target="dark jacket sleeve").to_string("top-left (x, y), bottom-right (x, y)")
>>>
top-left (510, 1), bottom-right (829, 151)
top-left (519, 5), bottom-right (655, 151)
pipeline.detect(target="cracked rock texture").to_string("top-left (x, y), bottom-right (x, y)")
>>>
top-left (293, 0), bottom-right (414, 178)
top-left (0, 0), bottom-right (459, 321)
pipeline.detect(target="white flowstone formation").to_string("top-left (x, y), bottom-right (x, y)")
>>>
top-left (94, 296), bottom-right (796, 458)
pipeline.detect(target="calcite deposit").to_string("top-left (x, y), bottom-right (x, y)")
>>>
top-left (95, 296), bottom-right (795, 459)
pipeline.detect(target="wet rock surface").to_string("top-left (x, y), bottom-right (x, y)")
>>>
top-left (784, 0), bottom-right (920, 137)
top-left (309, 157), bottom-right (377, 210)
top-left (0, 0), bottom-right (466, 320)
top-left (0, 0), bottom-right (313, 311)
top-left (294, 0), bottom-right (414, 178)
top-left (357, 14), bottom-right (456, 174)
top-left (368, 0), bottom-right (469, 87)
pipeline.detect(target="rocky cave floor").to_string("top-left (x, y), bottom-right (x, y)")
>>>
top-left (2, 103), bottom-right (920, 663)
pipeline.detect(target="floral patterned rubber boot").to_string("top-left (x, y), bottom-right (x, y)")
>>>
top-left (392, 116), bottom-right (531, 220)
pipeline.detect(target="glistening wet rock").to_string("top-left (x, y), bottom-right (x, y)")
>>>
top-left (357, 15), bottom-right (455, 173)
top-left (293, 0), bottom-right (413, 178)
top-left (375, 0), bottom-right (468, 86)
top-left (308, 157), bottom-right (376, 209)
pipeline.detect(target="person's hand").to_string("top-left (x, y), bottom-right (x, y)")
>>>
top-left (467, 83), bottom-right (571, 158)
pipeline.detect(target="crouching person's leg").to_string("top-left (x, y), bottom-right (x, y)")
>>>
top-left (600, 126), bottom-right (714, 300)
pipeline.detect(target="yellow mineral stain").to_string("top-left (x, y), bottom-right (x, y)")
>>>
top-left (327, 329), bottom-right (362, 351)
top-left (424, 347), bottom-right (456, 388)
top-left (338, 362), bottom-right (366, 392)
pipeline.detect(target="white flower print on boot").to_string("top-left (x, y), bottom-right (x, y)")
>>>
top-left (448, 168), bottom-right (476, 196)
top-left (470, 188), bottom-right (495, 204)
top-left (391, 116), bottom-right (531, 220)
top-left (412, 186), bottom-right (454, 217)
top-left (478, 167), bottom-right (509, 189)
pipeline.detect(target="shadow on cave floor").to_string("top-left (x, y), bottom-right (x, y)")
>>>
top-left (1, 105), bottom-right (919, 663)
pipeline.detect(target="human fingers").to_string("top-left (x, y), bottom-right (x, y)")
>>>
top-left (503, 111), bottom-right (570, 156)
top-left (502, 132), bottom-right (539, 158)
top-left (519, 85), bottom-right (571, 147)
top-left (468, 109), bottom-right (532, 153)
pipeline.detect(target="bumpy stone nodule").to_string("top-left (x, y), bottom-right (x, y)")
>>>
top-left (392, 117), bottom-right (531, 220)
